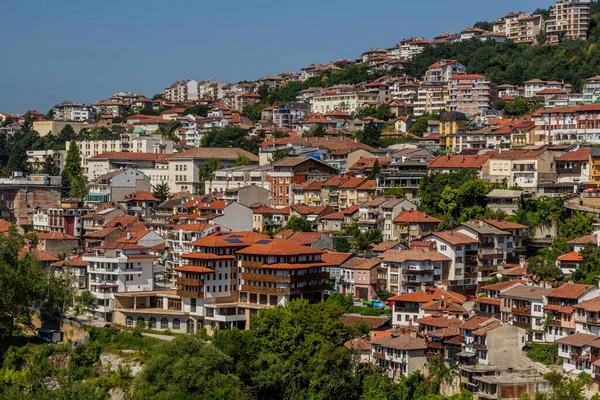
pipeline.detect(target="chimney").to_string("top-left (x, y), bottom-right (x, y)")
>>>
top-left (126, 231), bottom-right (132, 240)
top-left (421, 282), bottom-right (427, 292)
top-left (440, 294), bottom-right (446, 309)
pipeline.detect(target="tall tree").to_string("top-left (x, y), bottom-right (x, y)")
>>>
top-left (285, 215), bottom-right (312, 232)
top-left (152, 182), bottom-right (171, 203)
top-left (61, 140), bottom-right (86, 199)
top-left (234, 154), bottom-right (251, 167)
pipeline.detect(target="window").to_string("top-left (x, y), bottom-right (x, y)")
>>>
top-left (456, 257), bottom-right (463, 263)
top-left (126, 316), bottom-right (133, 326)
top-left (149, 317), bottom-right (156, 329)
top-left (161, 318), bottom-right (168, 329)
top-left (172, 318), bottom-right (180, 330)
top-left (440, 245), bottom-right (447, 251)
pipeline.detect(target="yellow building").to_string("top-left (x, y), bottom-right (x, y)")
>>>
top-left (589, 148), bottom-right (600, 187)
top-left (439, 111), bottom-right (468, 154)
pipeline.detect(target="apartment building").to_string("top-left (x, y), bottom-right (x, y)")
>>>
top-left (493, 12), bottom-right (545, 45)
top-left (272, 102), bottom-right (311, 129)
top-left (205, 166), bottom-right (272, 194)
top-left (91, 100), bottom-right (128, 118)
top-left (268, 157), bottom-right (339, 208)
top-left (544, 283), bottom-right (598, 342)
top-left (163, 80), bottom-right (199, 102)
top-left (475, 280), bottom-right (525, 319)
top-left (33, 199), bottom-right (91, 238)
top-left (524, 79), bottom-right (567, 98)
top-left (574, 296), bottom-right (600, 335)
top-left (415, 83), bottom-right (448, 116)
top-left (499, 284), bottom-right (550, 342)
top-left (237, 238), bottom-right (330, 306)
top-left (556, 333), bottom-right (599, 376)
top-left (84, 169), bottom-right (151, 206)
top-left (392, 210), bottom-right (440, 242)
top-left (425, 60), bottom-right (466, 83)
top-left (370, 334), bottom-right (428, 381)
top-left (556, 147), bottom-right (591, 183)
top-left (583, 75), bottom-right (600, 104)
top-left (534, 104), bottom-right (600, 145)
top-left (380, 249), bottom-right (450, 295)
top-left (311, 91), bottom-right (380, 113)
top-left (336, 258), bottom-right (383, 300)
top-left (389, 288), bottom-right (466, 326)
top-left (449, 74), bottom-right (498, 117)
top-left (485, 147), bottom-right (555, 193)
top-left (83, 243), bottom-right (155, 322)
top-left (482, 219), bottom-right (528, 263)
top-left (53, 103), bottom-right (95, 121)
top-left (546, 0), bottom-right (591, 44)
top-left (423, 231), bottom-right (479, 292)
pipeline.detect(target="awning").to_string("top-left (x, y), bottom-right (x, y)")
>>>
top-left (456, 352), bottom-right (477, 357)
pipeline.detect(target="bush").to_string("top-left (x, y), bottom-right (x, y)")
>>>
top-left (526, 343), bottom-right (561, 365)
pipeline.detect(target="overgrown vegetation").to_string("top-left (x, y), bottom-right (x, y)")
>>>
top-left (525, 343), bottom-right (561, 366)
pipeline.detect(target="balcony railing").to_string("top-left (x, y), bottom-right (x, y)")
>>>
top-left (479, 253), bottom-right (504, 260)
top-left (473, 343), bottom-right (487, 351)
top-left (512, 307), bottom-right (531, 316)
top-left (242, 272), bottom-right (290, 283)
top-left (478, 265), bottom-right (498, 272)
top-left (241, 260), bottom-right (264, 269)
top-left (176, 277), bottom-right (204, 286)
top-left (177, 289), bottom-right (203, 298)
top-left (402, 269), bottom-right (434, 275)
top-left (512, 320), bottom-right (530, 329)
top-left (588, 317), bottom-right (600, 326)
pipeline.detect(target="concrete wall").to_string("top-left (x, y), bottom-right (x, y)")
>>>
top-left (33, 121), bottom-right (85, 137)
top-left (487, 324), bottom-right (526, 368)
top-left (214, 202), bottom-right (252, 231)
top-left (237, 185), bottom-right (270, 208)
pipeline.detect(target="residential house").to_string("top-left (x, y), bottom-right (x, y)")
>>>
top-left (556, 147), bottom-right (591, 184)
top-left (36, 231), bottom-right (79, 257)
top-left (388, 288), bottom-right (465, 326)
top-left (475, 280), bottom-right (526, 319)
top-left (370, 334), bottom-right (428, 381)
top-left (499, 284), bottom-right (550, 342)
top-left (427, 154), bottom-right (492, 178)
top-left (380, 249), bottom-right (450, 295)
top-left (556, 333), bottom-right (597, 376)
top-left (392, 210), bottom-right (440, 242)
top-left (337, 258), bottom-right (384, 299)
top-left (84, 169), bottom-right (151, 206)
top-left (545, 283), bottom-right (598, 342)
top-left (449, 74), bottom-right (498, 117)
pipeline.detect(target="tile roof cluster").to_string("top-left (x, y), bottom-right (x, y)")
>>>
top-left (428, 231), bottom-right (478, 245)
top-left (428, 154), bottom-right (493, 170)
top-left (370, 333), bottom-right (427, 350)
top-left (380, 249), bottom-right (449, 263)
top-left (37, 231), bottom-right (78, 240)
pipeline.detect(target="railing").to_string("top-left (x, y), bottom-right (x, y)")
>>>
top-left (481, 242), bottom-right (495, 248)
top-left (373, 351), bottom-right (386, 361)
top-left (479, 253), bottom-right (504, 260)
top-left (402, 269), bottom-right (433, 275)
top-left (394, 307), bottom-right (419, 312)
top-left (242, 272), bottom-right (290, 283)
top-left (478, 265), bottom-right (498, 272)
top-left (476, 311), bottom-right (500, 319)
top-left (241, 260), bottom-right (264, 269)
top-left (473, 343), bottom-right (487, 351)
top-left (588, 317), bottom-right (600, 326)
top-left (512, 247), bottom-right (527, 253)
top-left (512, 320), bottom-right (530, 329)
top-left (176, 277), bottom-right (204, 286)
top-left (512, 307), bottom-right (531, 315)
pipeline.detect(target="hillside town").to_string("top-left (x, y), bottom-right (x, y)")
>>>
top-left (5, 0), bottom-right (600, 399)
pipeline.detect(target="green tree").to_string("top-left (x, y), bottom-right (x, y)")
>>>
top-left (285, 215), bottom-right (312, 232)
top-left (355, 123), bottom-right (381, 147)
top-left (152, 181), bottom-right (171, 204)
top-left (379, 187), bottom-right (405, 198)
top-left (61, 140), bottom-right (87, 199)
top-left (234, 154), bottom-right (251, 166)
top-left (198, 157), bottom-right (222, 181)
top-left (270, 149), bottom-right (289, 164)
top-left (335, 237), bottom-right (351, 252)
top-left (368, 160), bottom-right (381, 180)
top-left (73, 290), bottom-right (98, 317)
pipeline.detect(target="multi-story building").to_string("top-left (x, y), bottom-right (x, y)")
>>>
top-left (370, 334), bottom-right (428, 381)
top-left (389, 288), bottom-right (466, 326)
top-left (438, 111), bottom-right (469, 153)
top-left (392, 210), bottom-right (440, 242)
top-left (53, 103), bottom-right (96, 121)
top-left (84, 168), bottom-right (151, 206)
top-left (163, 80), bottom-right (199, 102)
top-left (165, 223), bottom-right (219, 268)
top-left (272, 103), bottom-right (311, 129)
top-left (544, 283), bottom-right (598, 342)
top-left (556, 147), bottom-right (591, 183)
top-left (83, 243), bottom-right (155, 322)
top-left (380, 249), bottom-right (450, 295)
top-left (425, 60), bottom-right (466, 83)
top-left (484, 147), bottom-right (556, 193)
top-left (91, 99), bottom-right (128, 118)
top-left (33, 199), bottom-right (91, 238)
top-left (493, 12), bottom-right (545, 45)
top-left (449, 74), bottom-right (498, 117)
top-left (26, 150), bottom-right (67, 173)
top-left (534, 104), bottom-right (600, 145)
top-left (481, 219), bottom-right (528, 263)
top-left (499, 283), bottom-right (550, 342)
top-left (311, 91), bottom-right (380, 113)
top-left (336, 258), bottom-right (383, 299)
top-left (524, 79), bottom-right (567, 98)
top-left (556, 333), bottom-right (598, 376)
top-left (583, 75), bottom-right (600, 104)
top-left (205, 166), bottom-right (272, 194)
top-left (414, 82), bottom-right (448, 116)
top-left (376, 148), bottom-right (434, 200)
top-left (427, 154), bottom-right (493, 177)
top-left (546, 0), bottom-right (591, 44)
top-left (574, 296), bottom-right (600, 335)
top-left (423, 231), bottom-right (479, 293)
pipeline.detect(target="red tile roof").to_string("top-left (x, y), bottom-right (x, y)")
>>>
top-left (428, 154), bottom-right (492, 170)
top-left (568, 234), bottom-right (597, 245)
top-left (481, 279), bottom-right (526, 292)
top-left (547, 283), bottom-right (595, 300)
top-left (19, 247), bottom-right (59, 262)
top-left (557, 251), bottom-right (583, 262)
top-left (0, 219), bottom-right (10, 232)
top-left (380, 249), bottom-right (449, 263)
top-left (415, 315), bottom-right (463, 328)
top-left (389, 288), bottom-right (465, 303)
top-left (128, 191), bottom-right (157, 201)
top-left (105, 215), bottom-right (137, 228)
top-left (483, 219), bottom-right (528, 230)
top-left (393, 210), bottom-right (440, 224)
top-left (321, 251), bottom-right (353, 266)
top-left (37, 231), bottom-right (78, 240)
top-left (428, 231), bottom-right (478, 246)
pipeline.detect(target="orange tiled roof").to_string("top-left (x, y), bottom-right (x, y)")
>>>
top-left (393, 210), bottom-right (440, 224)
top-left (557, 251), bottom-right (583, 262)
top-left (547, 283), bottom-right (594, 300)
top-left (236, 238), bottom-right (324, 257)
top-left (389, 288), bottom-right (465, 303)
top-left (37, 231), bottom-right (77, 240)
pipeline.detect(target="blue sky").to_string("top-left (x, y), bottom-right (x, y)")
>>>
top-left (0, 0), bottom-right (551, 114)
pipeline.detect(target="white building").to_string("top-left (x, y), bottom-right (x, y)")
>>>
top-left (83, 243), bottom-right (155, 322)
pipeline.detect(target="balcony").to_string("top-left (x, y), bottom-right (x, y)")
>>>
top-left (588, 317), bottom-right (600, 326)
top-left (571, 353), bottom-right (587, 361)
top-left (481, 242), bottom-right (495, 249)
top-left (373, 351), bottom-right (386, 361)
top-left (465, 272), bottom-right (478, 279)
top-left (473, 343), bottom-right (487, 351)
top-left (512, 247), bottom-right (527, 253)
top-left (479, 253), bottom-right (504, 260)
top-left (242, 272), bottom-right (290, 283)
top-left (241, 260), bottom-right (264, 269)
top-left (177, 289), bottom-right (203, 298)
top-left (402, 269), bottom-right (434, 275)
top-left (427, 341), bottom-right (443, 349)
top-left (176, 277), bottom-right (204, 287)
top-left (240, 284), bottom-right (329, 295)
top-left (478, 265), bottom-right (498, 272)
top-left (512, 306), bottom-right (531, 316)
top-left (512, 320), bottom-right (530, 329)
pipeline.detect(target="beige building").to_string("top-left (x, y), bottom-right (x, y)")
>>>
top-left (33, 120), bottom-right (85, 137)
top-left (546, 0), bottom-right (591, 44)
top-left (311, 91), bottom-right (379, 113)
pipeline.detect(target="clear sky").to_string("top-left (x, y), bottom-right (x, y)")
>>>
top-left (0, 0), bottom-right (551, 114)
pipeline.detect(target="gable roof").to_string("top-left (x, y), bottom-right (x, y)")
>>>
top-left (428, 154), bottom-right (492, 170)
top-left (427, 231), bottom-right (478, 245)
top-left (568, 234), bottom-right (597, 245)
top-left (380, 249), bottom-right (449, 263)
top-left (481, 279), bottom-right (526, 292)
top-left (168, 148), bottom-right (258, 161)
top-left (370, 334), bottom-right (427, 351)
top-left (393, 210), bottom-right (440, 224)
top-left (37, 231), bottom-right (78, 241)
top-left (547, 283), bottom-right (595, 300)
top-left (499, 284), bottom-right (550, 300)
top-left (389, 288), bottom-right (465, 303)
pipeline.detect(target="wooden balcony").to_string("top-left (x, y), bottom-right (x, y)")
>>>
top-left (240, 284), bottom-right (329, 296)
top-left (241, 260), bottom-right (264, 269)
top-left (427, 341), bottom-right (443, 349)
top-left (476, 311), bottom-right (500, 319)
top-left (571, 353), bottom-right (586, 361)
top-left (512, 320), bottom-right (530, 329)
top-left (242, 272), bottom-right (290, 283)
top-left (478, 265), bottom-right (498, 272)
top-left (176, 277), bottom-right (204, 286)
top-left (588, 317), bottom-right (600, 326)
top-left (479, 253), bottom-right (504, 260)
top-left (512, 307), bottom-right (531, 316)
top-left (473, 343), bottom-right (487, 351)
top-left (481, 242), bottom-right (495, 249)
top-left (373, 351), bottom-right (386, 361)
top-left (402, 269), bottom-right (434, 275)
top-left (177, 289), bottom-right (203, 298)
top-left (512, 247), bottom-right (527, 253)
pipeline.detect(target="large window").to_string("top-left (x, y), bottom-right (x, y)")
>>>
top-left (173, 318), bottom-right (180, 330)
top-left (148, 317), bottom-right (156, 329)
top-left (161, 318), bottom-right (168, 329)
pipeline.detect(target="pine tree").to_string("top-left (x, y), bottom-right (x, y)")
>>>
top-left (62, 140), bottom-right (84, 199)
top-left (152, 182), bottom-right (171, 203)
